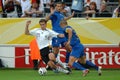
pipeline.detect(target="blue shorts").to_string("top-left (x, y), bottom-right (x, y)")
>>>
top-left (70, 44), bottom-right (85, 58)
top-left (52, 37), bottom-right (67, 47)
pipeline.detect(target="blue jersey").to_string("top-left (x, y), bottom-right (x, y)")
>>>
top-left (50, 11), bottom-right (64, 33)
top-left (63, 26), bottom-right (80, 47)
top-left (63, 26), bottom-right (85, 58)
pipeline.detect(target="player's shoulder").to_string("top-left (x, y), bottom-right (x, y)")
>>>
top-left (66, 26), bottom-right (72, 29)
top-left (65, 26), bottom-right (73, 32)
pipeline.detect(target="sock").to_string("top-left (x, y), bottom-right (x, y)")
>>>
top-left (65, 52), bottom-right (70, 63)
top-left (72, 62), bottom-right (86, 70)
top-left (33, 60), bottom-right (38, 70)
top-left (56, 55), bottom-right (67, 69)
top-left (86, 60), bottom-right (98, 70)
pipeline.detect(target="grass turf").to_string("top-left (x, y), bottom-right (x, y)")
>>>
top-left (0, 69), bottom-right (120, 80)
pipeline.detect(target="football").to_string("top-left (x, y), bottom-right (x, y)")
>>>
top-left (38, 67), bottom-right (47, 75)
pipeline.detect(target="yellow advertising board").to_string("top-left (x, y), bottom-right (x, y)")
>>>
top-left (0, 18), bottom-right (120, 44)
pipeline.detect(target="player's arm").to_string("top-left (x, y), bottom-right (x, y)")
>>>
top-left (64, 28), bottom-right (72, 52)
top-left (48, 29), bottom-right (64, 38)
top-left (25, 20), bottom-right (31, 35)
top-left (64, 11), bottom-right (75, 21)
top-left (45, 10), bottom-right (54, 21)
top-left (45, 13), bottom-right (51, 21)
top-left (66, 28), bottom-right (72, 46)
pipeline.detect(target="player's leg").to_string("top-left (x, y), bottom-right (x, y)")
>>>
top-left (78, 44), bottom-right (101, 76)
top-left (64, 45), bottom-right (72, 72)
top-left (37, 46), bottom-right (52, 71)
top-left (40, 46), bottom-right (50, 64)
top-left (65, 51), bottom-right (70, 63)
top-left (52, 37), bottom-right (60, 58)
top-left (81, 44), bottom-right (102, 76)
top-left (79, 43), bottom-right (102, 76)
top-left (68, 55), bottom-right (89, 77)
top-left (64, 43), bottom-right (72, 63)
top-left (80, 56), bottom-right (98, 70)
top-left (32, 59), bottom-right (39, 70)
top-left (79, 54), bottom-right (102, 76)
top-left (68, 47), bottom-right (89, 77)
top-left (52, 37), bottom-right (68, 69)
top-left (48, 53), bottom-right (70, 74)
top-left (52, 47), bottom-right (66, 68)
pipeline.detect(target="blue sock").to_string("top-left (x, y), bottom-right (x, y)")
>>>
top-left (65, 52), bottom-right (70, 63)
top-left (72, 62), bottom-right (86, 70)
top-left (86, 60), bottom-right (98, 70)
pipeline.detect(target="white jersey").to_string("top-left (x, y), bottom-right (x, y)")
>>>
top-left (30, 28), bottom-right (58, 49)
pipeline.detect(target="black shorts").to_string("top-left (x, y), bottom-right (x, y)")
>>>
top-left (40, 46), bottom-right (52, 64)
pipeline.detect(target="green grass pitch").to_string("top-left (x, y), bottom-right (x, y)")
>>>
top-left (0, 69), bottom-right (120, 80)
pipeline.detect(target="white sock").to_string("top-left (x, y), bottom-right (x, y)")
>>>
top-left (56, 53), bottom-right (67, 69)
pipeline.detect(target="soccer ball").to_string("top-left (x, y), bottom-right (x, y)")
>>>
top-left (38, 67), bottom-right (47, 75)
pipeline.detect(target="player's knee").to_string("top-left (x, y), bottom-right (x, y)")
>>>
top-left (82, 61), bottom-right (86, 64)
top-left (79, 59), bottom-right (86, 64)
top-left (47, 60), bottom-right (52, 66)
top-left (79, 56), bottom-right (86, 64)
top-left (68, 56), bottom-right (77, 66)
top-left (68, 62), bottom-right (73, 66)
top-left (48, 53), bottom-right (56, 61)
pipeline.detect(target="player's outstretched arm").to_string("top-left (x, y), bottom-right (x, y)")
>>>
top-left (25, 20), bottom-right (31, 35)
top-left (45, 10), bottom-right (54, 21)
top-left (48, 29), bottom-right (64, 38)
top-left (64, 11), bottom-right (75, 21)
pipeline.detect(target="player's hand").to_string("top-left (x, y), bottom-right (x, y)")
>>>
top-left (26, 20), bottom-right (31, 26)
top-left (64, 41), bottom-right (72, 52)
top-left (65, 41), bottom-right (70, 48)
top-left (50, 10), bottom-right (55, 15)
top-left (71, 11), bottom-right (75, 17)
top-left (58, 34), bottom-right (64, 38)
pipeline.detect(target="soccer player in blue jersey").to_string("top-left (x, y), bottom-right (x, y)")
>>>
top-left (45, 2), bottom-right (74, 71)
top-left (60, 20), bottom-right (102, 77)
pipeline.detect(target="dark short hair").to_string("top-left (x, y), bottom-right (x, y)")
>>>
top-left (55, 2), bottom-right (62, 7)
top-left (39, 19), bottom-right (47, 23)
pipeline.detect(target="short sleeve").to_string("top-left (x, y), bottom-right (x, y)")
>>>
top-left (29, 28), bottom-right (38, 36)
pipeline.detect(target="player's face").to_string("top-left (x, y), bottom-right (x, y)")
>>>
top-left (55, 4), bottom-right (62, 12)
top-left (39, 22), bottom-right (46, 30)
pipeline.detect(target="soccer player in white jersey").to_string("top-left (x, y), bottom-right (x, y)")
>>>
top-left (25, 19), bottom-right (69, 74)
